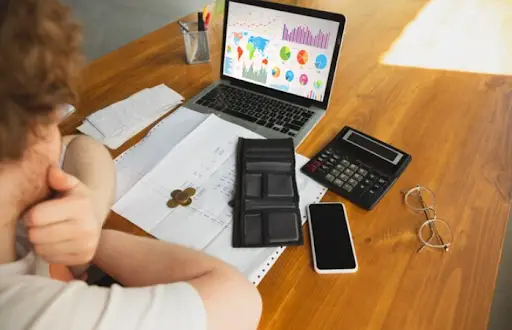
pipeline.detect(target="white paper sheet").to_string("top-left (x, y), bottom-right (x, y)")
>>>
top-left (113, 107), bottom-right (209, 200)
top-left (113, 114), bottom-right (328, 284)
top-left (87, 85), bottom-right (183, 137)
top-left (78, 84), bottom-right (184, 149)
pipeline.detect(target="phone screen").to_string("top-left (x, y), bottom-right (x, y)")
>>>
top-left (308, 203), bottom-right (356, 270)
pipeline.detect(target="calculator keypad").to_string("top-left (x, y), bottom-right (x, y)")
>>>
top-left (304, 147), bottom-right (394, 209)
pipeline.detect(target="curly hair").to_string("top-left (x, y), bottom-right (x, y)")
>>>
top-left (0, 0), bottom-right (83, 161)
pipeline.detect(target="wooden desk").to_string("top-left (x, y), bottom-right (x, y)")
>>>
top-left (62, 0), bottom-right (512, 329)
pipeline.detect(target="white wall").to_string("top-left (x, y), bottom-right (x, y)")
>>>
top-left (62, 0), bottom-right (212, 60)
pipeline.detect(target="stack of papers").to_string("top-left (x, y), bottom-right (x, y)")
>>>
top-left (78, 84), bottom-right (184, 149)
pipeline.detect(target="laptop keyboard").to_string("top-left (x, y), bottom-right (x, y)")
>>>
top-left (195, 85), bottom-right (314, 137)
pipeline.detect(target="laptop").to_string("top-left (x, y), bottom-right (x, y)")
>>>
top-left (185, 0), bottom-right (346, 145)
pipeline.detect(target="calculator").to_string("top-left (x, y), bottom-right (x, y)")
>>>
top-left (301, 126), bottom-right (412, 210)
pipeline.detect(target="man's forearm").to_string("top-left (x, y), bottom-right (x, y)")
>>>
top-left (61, 135), bottom-right (115, 276)
top-left (93, 229), bottom-right (230, 286)
top-left (62, 135), bottom-right (115, 223)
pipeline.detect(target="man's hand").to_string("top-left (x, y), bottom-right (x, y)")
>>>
top-left (25, 166), bottom-right (102, 266)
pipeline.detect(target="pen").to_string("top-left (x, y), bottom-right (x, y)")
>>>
top-left (198, 12), bottom-right (205, 32)
top-left (178, 20), bottom-right (190, 33)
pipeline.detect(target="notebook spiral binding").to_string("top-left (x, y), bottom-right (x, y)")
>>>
top-left (114, 116), bottom-right (170, 163)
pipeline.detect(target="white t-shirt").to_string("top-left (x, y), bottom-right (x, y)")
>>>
top-left (0, 248), bottom-right (207, 330)
top-left (0, 145), bottom-right (207, 330)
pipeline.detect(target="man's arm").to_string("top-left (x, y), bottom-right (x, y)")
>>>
top-left (93, 229), bottom-right (262, 330)
top-left (61, 135), bottom-right (115, 276)
top-left (61, 135), bottom-right (115, 223)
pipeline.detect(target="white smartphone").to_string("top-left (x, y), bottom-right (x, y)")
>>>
top-left (307, 203), bottom-right (358, 274)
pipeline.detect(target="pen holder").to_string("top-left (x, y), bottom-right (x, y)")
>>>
top-left (182, 22), bottom-right (211, 64)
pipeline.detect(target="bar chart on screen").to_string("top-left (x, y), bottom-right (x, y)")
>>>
top-left (282, 24), bottom-right (331, 49)
top-left (307, 90), bottom-right (323, 101)
top-left (242, 63), bottom-right (268, 84)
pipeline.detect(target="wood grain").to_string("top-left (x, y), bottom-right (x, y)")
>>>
top-left (63, 0), bottom-right (512, 329)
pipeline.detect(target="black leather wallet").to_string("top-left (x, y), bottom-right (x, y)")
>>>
top-left (232, 138), bottom-right (303, 247)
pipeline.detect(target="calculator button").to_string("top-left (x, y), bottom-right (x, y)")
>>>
top-left (325, 174), bottom-right (335, 182)
top-left (321, 165), bottom-right (329, 171)
top-left (333, 154), bottom-right (340, 160)
top-left (317, 157), bottom-right (325, 162)
top-left (368, 189), bottom-right (375, 195)
top-left (307, 163), bottom-right (317, 172)
top-left (348, 178), bottom-right (358, 186)
top-left (378, 178), bottom-right (387, 185)
top-left (325, 149), bottom-right (333, 155)
top-left (359, 184), bottom-right (367, 190)
top-left (335, 164), bottom-right (345, 171)
top-left (353, 173), bottom-right (363, 181)
top-left (331, 169), bottom-right (340, 176)
top-left (369, 174), bottom-right (377, 180)
top-left (343, 169), bottom-right (354, 176)
top-left (341, 160), bottom-right (350, 167)
top-left (343, 184), bottom-right (354, 192)
top-left (339, 173), bottom-right (349, 181)
top-left (373, 184), bottom-right (381, 190)
top-left (357, 168), bottom-right (368, 176)
top-left (329, 158), bottom-right (336, 163)
top-left (349, 164), bottom-right (359, 171)
top-left (333, 179), bottom-right (343, 187)
top-left (364, 179), bottom-right (371, 185)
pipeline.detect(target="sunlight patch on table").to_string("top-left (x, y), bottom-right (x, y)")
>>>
top-left (380, 0), bottom-right (512, 75)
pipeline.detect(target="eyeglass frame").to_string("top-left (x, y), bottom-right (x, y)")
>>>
top-left (403, 185), bottom-right (453, 253)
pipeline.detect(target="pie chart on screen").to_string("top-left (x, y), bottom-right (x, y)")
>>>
top-left (297, 50), bottom-right (308, 65)
top-left (272, 67), bottom-right (280, 78)
top-left (280, 46), bottom-right (291, 61)
top-left (299, 74), bottom-right (308, 86)
top-left (315, 54), bottom-right (328, 70)
top-left (285, 70), bottom-right (294, 82)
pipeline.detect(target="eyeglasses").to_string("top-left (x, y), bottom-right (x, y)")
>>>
top-left (403, 186), bottom-right (453, 253)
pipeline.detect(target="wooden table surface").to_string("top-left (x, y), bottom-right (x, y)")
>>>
top-left (61, 0), bottom-right (512, 329)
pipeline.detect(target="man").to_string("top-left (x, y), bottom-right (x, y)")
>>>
top-left (0, 1), bottom-right (262, 329)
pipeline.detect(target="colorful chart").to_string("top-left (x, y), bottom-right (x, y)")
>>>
top-left (246, 36), bottom-right (269, 60)
top-left (262, 58), bottom-right (268, 65)
top-left (246, 43), bottom-right (255, 60)
top-left (272, 67), bottom-right (280, 78)
top-left (297, 50), bottom-right (308, 65)
top-left (234, 32), bottom-right (243, 45)
top-left (280, 46), bottom-right (291, 61)
top-left (282, 24), bottom-right (331, 49)
top-left (237, 46), bottom-right (244, 61)
top-left (307, 90), bottom-right (323, 101)
top-left (315, 54), bottom-right (328, 70)
top-left (227, 45), bottom-right (232, 53)
top-left (224, 57), bottom-right (233, 75)
top-left (285, 70), bottom-right (294, 82)
top-left (314, 80), bottom-right (323, 89)
top-left (242, 63), bottom-right (268, 84)
top-left (299, 74), bottom-right (308, 86)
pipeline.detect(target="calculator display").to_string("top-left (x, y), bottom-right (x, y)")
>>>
top-left (343, 130), bottom-right (403, 165)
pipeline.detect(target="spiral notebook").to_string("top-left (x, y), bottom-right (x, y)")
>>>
top-left (113, 107), bottom-right (327, 285)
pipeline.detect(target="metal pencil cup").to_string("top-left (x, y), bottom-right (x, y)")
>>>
top-left (182, 22), bottom-right (211, 64)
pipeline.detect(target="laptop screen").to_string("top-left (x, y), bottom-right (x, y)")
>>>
top-left (223, 1), bottom-right (341, 103)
